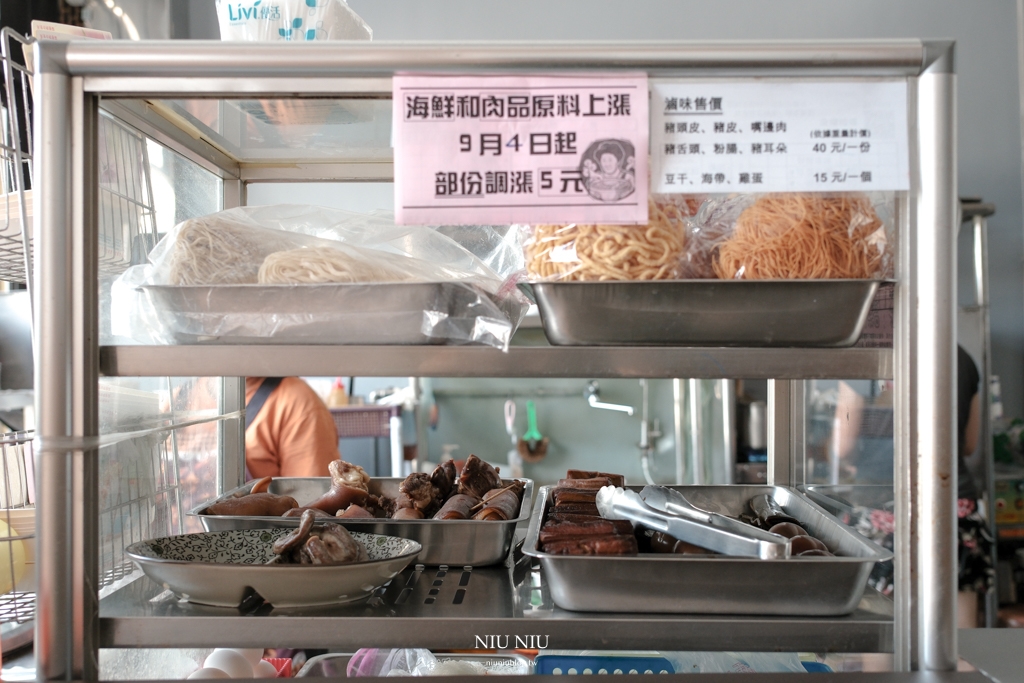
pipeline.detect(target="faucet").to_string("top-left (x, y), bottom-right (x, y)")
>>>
top-left (638, 379), bottom-right (662, 485)
top-left (585, 381), bottom-right (634, 415)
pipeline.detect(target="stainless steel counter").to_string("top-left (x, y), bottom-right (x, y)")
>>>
top-left (99, 552), bottom-right (894, 653)
top-left (958, 628), bottom-right (1024, 683)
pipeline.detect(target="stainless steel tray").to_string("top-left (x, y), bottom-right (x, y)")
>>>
top-left (801, 485), bottom-right (895, 517)
top-left (141, 281), bottom-right (504, 344)
top-left (523, 485), bottom-right (892, 615)
top-left (188, 477), bottom-right (534, 567)
top-left (524, 280), bottom-right (883, 347)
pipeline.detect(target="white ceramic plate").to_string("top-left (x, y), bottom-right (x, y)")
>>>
top-left (126, 528), bottom-right (421, 608)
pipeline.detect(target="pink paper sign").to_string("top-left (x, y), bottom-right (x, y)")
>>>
top-left (393, 73), bottom-right (649, 226)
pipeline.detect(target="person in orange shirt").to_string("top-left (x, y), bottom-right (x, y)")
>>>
top-left (245, 377), bottom-right (341, 478)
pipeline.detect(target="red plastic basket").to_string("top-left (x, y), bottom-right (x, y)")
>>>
top-left (329, 405), bottom-right (401, 439)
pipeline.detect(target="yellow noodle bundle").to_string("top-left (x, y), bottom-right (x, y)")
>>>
top-left (713, 194), bottom-right (885, 280)
top-left (526, 197), bottom-right (690, 281)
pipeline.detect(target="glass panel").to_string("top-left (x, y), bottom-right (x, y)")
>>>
top-left (804, 378), bottom-right (894, 597)
top-left (144, 98), bottom-right (393, 163)
top-left (806, 379), bottom-right (893, 486)
top-left (247, 181), bottom-right (393, 212)
top-left (97, 377), bottom-right (234, 595)
top-left (101, 134), bottom-right (222, 346)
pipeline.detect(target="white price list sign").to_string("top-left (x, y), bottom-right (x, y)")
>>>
top-left (651, 81), bottom-right (909, 194)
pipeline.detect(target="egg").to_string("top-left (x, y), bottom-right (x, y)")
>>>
top-left (187, 668), bottom-right (231, 680)
top-left (789, 535), bottom-right (828, 555)
top-left (224, 650), bottom-right (265, 668)
top-left (252, 660), bottom-right (278, 678)
top-left (204, 650), bottom-right (254, 678)
top-left (768, 522), bottom-right (808, 539)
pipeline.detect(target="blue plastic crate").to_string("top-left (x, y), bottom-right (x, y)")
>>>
top-left (535, 655), bottom-right (675, 675)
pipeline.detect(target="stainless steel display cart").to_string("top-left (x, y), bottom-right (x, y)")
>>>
top-left (30, 40), bottom-right (956, 680)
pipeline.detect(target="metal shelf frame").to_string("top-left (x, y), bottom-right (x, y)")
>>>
top-left (29, 39), bottom-right (957, 680)
top-left (98, 556), bottom-right (895, 653)
top-left (99, 345), bottom-right (893, 380)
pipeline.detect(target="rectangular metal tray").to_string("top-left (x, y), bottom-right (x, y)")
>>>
top-left (188, 476), bottom-right (534, 567)
top-left (801, 485), bottom-right (895, 518)
top-left (523, 484), bottom-right (892, 615)
top-left (141, 281), bottom-right (502, 344)
top-left (525, 280), bottom-right (882, 347)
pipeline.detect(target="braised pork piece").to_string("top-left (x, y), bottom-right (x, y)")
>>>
top-left (538, 470), bottom-right (835, 558)
top-left (539, 472), bottom-right (637, 556)
top-left (268, 509), bottom-right (369, 565)
top-left (205, 455), bottom-right (525, 523)
top-left (457, 454), bottom-right (503, 499)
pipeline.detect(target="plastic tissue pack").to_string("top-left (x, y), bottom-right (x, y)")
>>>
top-left (215, 0), bottom-right (371, 42)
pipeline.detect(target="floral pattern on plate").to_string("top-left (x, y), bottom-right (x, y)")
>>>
top-left (131, 528), bottom-right (414, 565)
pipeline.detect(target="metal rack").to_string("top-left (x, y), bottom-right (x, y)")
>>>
top-left (30, 39), bottom-right (957, 680)
top-left (0, 29), bottom-right (158, 288)
top-left (0, 29), bottom-right (34, 286)
top-left (0, 430), bottom-right (35, 654)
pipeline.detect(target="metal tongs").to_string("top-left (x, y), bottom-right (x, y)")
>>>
top-left (595, 486), bottom-right (790, 559)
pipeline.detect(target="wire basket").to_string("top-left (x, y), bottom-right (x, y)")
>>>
top-left (0, 29), bottom-right (34, 286)
top-left (96, 379), bottom-right (224, 594)
top-left (0, 29), bottom-right (158, 287)
top-left (0, 430), bottom-right (36, 653)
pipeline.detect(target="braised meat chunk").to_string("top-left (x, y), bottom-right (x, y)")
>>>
top-left (269, 509), bottom-right (369, 565)
top-left (433, 493), bottom-right (480, 520)
top-left (206, 492), bottom-right (298, 517)
top-left (430, 460), bottom-right (458, 500)
top-left (457, 454), bottom-right (502, 499)
top-left (397, 472), bottom-right (442, 517)
top-left (543, 535), bottom-right (638, 556)
top-left (566, 470), bottom-right (625, 487)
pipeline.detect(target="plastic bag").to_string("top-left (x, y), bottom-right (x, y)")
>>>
top-left (682, 192), bottom-right (894, 280)
top-left (521, 195), bottom-right (698, 281)
top-left (660, 651), bottom-right (807, 674)
top-left (110, 205), bottom-right (529, 351)
top-left (347, 649), bottom-right (488, 677)
top-left (215, 0), bottom-right (371, 42)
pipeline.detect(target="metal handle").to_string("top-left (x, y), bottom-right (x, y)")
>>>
top-left (597, 487), bottom-right (790, 559)
top-left (504, 399), bottom-right (516, 444)
top-left (585, 381), bottom-right (634, 416)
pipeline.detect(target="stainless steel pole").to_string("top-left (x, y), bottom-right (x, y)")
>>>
top-left (766, 379), bottom-right (791, 486)
top-left (893, 183), bottom-right (914, 670)
top-left (218, 378), bottom-right (246, 494)
top-left (33, 52), bottom-right (72, 683)
top-left (69, 75), bottom-right (99, 682)
top-left (672, 378), bottom-right (684, 485)
top-left (789, 381), bottom-right (806, 486)
top-left (911, 41), bottom-right (958, 671)
top-left (34, 41), bottom-right (100, 681)
top-left (218, 180), bottom-right (245, 495)
top-left (720, 379), bottom-right (734, 486)
top-left (687, 378), bottom-right (704, 485)
top-left (973, 215), bottom-right (997, 627)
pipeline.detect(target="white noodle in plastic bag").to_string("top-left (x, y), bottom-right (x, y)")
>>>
top-left (110, 205), bottom-right (529, 350)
